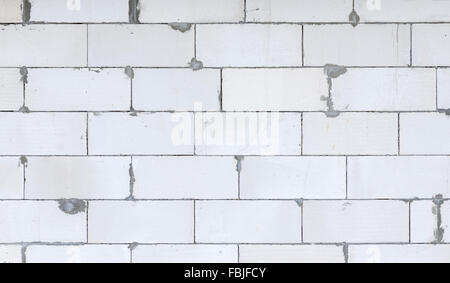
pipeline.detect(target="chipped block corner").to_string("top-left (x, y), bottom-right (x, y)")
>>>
top-left (0, 0), bottom-right (450, 265)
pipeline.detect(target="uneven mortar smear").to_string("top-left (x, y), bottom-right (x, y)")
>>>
top-left (19, 66), bottom-right (30, 113)
top-left (20, 156), bottom-right (28, 167)
top-left (22, 0), bottom-right (31, 24)
top-left (432, 194), bottom-right (445, 243)
top-left (58, 199), bottom-right (87, 215)
top-left (348, 10), bottom-right (360, 27)
top-left (189, 58), bottom-right (204, 71)
top-left (21, 244), bottom-right (28, 263)
top-left (438, 109), bottom-right (450, 116)
top-left (128, 242), bottom-right (138, 251)
top-left (20, 66), bottom-right (28, 84)
top-left (169, 23), bottom-right (192, 33)
top-left (124, 66), bottom-right (134, 79)
top-left (322, 64), bottom-right (347, 118)
top-left (342, 243), bottom-right (349, 263)
top-left (234, 156), bottom-right (244, 173)
top-left (128, 0), bottom-right (140, 24)
top-left (126, 160), bottom-right (136, 201)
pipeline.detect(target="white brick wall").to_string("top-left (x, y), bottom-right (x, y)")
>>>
top-left (196, 201), bottom-right (302, 243)
top-left (26, 245), bottom-right (130, 263)
top-left (349, 245), bottom-right (450, 263)
top-left (0, 69), bottom-right (22, 111)
top-left (332, 69), bottom-right (436, 111)
top-left (0, 158), bottom-right (23, 199)
top-left (413, 24), bottom-right (450, 66)
top-left (438, 68), bottom-right (450, 110)
top-left (304, 25), bottom-right (410, 66)
top-left (0, 0), bottom-right (22, 23)
top-left (239, 245), bottom-right (345, 263)
top-left (355, 0), bottom-right (450, 22)
top-left (0, 25), bottom-right (87, 67)
top-left (0, 201), bottom-right (86, 243)
top-left (88, 25), bottom-right (194, 67)
top-left (132, 245), bottom-right (238, 263)
top-left (410, 201), bottom-right (437, 243)
top-left (88, 112), bottom-right (194, 155)
top-left (246, 0), bottom-right (353, 23)
top-left (348, 157), bottom-right (450, 199)
top-left (240, 157), bottom-right (346, 199)
top-left (223, 68), bottom-right (327, 111)
top-left (303, 201), bottom-right (409, 243)
top-left (0, 245), bottom-right (22, 263)
top-left (1, 1), bottom-right (449, 264)
top-left (133, 69), bottom-right (220, 111)
top-left (29, 0), bottom-right (129, 23)
top-left (25, 157), bottom-right (130, 199)
top-left (303, 113), bottom-right (398, 155)
top-left (139, 0), bottom-right (244, 23)
top-left (27, 68), bottom-right (131, 111)
top-left (196, 24), bottom-right (303, 67)
top-left (400, 113), bottom-right (450, 154)
top-left (88, 201), bottom-right (194, 243)
top-left (133, 156), bottom-right (238, 199)
top-left (0, 113), bottom-right (87, 155)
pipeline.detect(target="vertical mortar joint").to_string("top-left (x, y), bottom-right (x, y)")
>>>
top-left (22, 0), bottom-right (31, 24)
top-left (432, 194), bottom-right (445, 244)
top-left (127, 159), bottom-right (136, 201)
top-left (128, 0), bottom-right (141, 24)
top-left (322, 64), bottom-right (347, 118)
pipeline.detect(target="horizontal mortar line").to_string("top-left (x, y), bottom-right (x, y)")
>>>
top-left (2, 66), bottom-right (447, 69)
top-left (1, 198), bottom-right (448, 202)
top-left (1, 154), bottom-right (450, 157)
top-left (0, 110), bottom-right (446, 114)
top-left (2, 242), bottom-right (447, 246)
top-left (0, 66), bottom-right (449, 69)
top-left (3, 21), bottom-right (450, 25)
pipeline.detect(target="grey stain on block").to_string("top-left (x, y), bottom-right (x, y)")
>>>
top-left (322, 64), bottom-right (347, 118)
top-left (20, 156), bottom-right (28, 166)
top-left (349, 10), bottom-right (360, 27)
top-left (21, 244), bottom-right (28, 263)
top-left (169, 23), bottom-right (192, 33)
top-left (128, 242), bottom-right (138, 251)
top-left (18, 105), bottom-right (30, 113)
top-left (129, 0), bottom-right (141, 24)
top-left (22, 0), bottom-right (31, 24)
top-left (234, 156), bottom-right (244, 173)
top-left (189, 58), bottom-right (204, 71)
top-left (124, 66), bottom-right (134, 79)
top-left (20, 66), bottom-right (28, 84)
top-left (295, 199), bottom-right (303, 207)
top-left (432, 194), bottom-right (445, 243)
top-left (438, 109), bottom-right (450, 116)
top-left (58, 199), bottom-right (87, 215)
top-left (342, 243), bottom-right (349, 263)
top-left (126, 160), bottom-right (136, 201)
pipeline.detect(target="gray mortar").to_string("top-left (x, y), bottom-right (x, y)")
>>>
top-left (169, 23), bottom-right (192, 33)
top-left (128, 0), bottom-right (140, 24)
top-left (432, 195), bottom-right (445, 243)
top-left (124, 66), bottom-right (135, 79)
top-left (58, 199), bottom-right (87, 215)
top-left (349, 10), bottom-right (360, 27)
top-left (20, 66), bottom-right (28, 84)
top-left (126, 161), bottom-right (136, 201)
top-left (22, 0), bottom-right (31, 23)
top-left (189, 58), bottom-right (204, 71)
top-left (20, 156), bottom-right (28, 166)
top-left (322, 64), bottom-right (347, 118)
